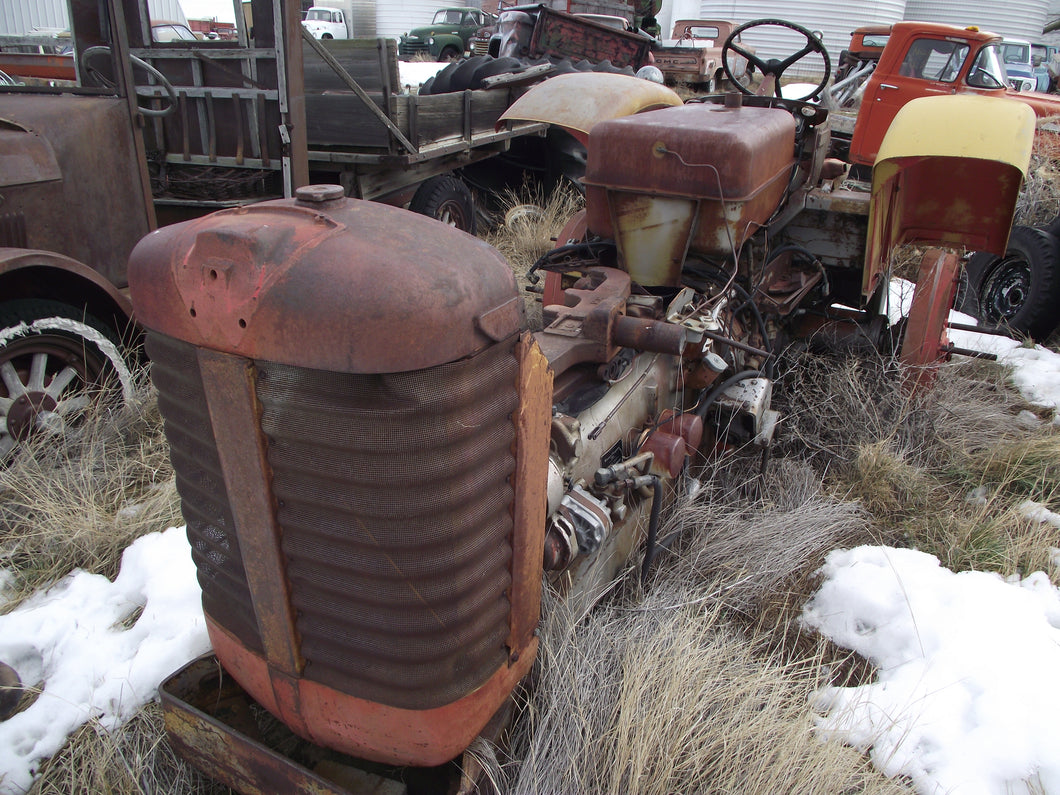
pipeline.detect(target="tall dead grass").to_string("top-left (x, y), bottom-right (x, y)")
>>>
top-left (29, 703), bottom-right (228, 795)
top-left (497, 462), bottom-right (905, 794)
top-left (0, 369), bottom-right (180, 607)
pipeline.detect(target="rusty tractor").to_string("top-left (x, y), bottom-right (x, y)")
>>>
top-left (115, 18), bottom-right (1040, 794)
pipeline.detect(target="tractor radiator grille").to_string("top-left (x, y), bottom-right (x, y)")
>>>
top-left (145, 333), bottom-right (263, 654)
top-left (150, 331), bottom-right (520, 711)
top-left (256, 340), bottom-right (519, 710)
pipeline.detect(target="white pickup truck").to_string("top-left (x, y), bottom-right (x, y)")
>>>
top-left (302, 2), bottom-right (354, 39)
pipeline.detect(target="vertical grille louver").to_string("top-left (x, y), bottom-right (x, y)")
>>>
top-left (145, 333), bottom-right (263, 654)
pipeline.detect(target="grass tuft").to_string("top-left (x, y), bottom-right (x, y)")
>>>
top-left (29, 702), bottom-right (228, 795)
top-left (0, 368), bottom-right (181, 608)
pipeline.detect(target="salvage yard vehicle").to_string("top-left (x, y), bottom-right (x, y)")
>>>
top-left (302, 4), bottom-right (355, 40)
top-left (651, 19), bottom-right (752, 91)
top-left (0, 0), bottom-right (546, 459)
top-left (398, 6), bottom-right (496, 61)
top-left (117, 17), bottom-right (1036, 793)
top-left (488, 3), bottom-right (654, 70)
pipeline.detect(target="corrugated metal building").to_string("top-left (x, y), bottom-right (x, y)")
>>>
top-left (0, 0), bottom-right (188, 35)
top-left (903, 0), bottom-right (1049, 42)
top-left (688, 0), bottom-right (1053, 79)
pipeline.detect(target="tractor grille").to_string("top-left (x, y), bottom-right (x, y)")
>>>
top-left (150, 331), bottom-right (520, 711)
top-left (256, 340), bottom-right (519, 710)
top-left (146, 333), bottom-right (263, 654)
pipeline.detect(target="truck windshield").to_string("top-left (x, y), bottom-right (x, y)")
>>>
top-left (433, 10), bottom-right (465, 25)
top-left (967, 44), bottom-right (1007, 88)
top-left (305, 9), bottom-right (334, 21)
top-left (1000, 42), bottom-right (1030, 65)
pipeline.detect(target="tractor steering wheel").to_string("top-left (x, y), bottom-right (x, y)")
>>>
top-left (81, 46), bottom-right (177, 117)
top-left (721, 19), bottom-right (831, 100)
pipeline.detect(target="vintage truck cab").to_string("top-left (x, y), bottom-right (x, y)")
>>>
top-left (849, 21), bottom-right (1060, 166)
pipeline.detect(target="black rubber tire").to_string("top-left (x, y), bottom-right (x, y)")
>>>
top-left (0, 299), bottom-right (131, 459)
top-left (959, 225), bottom-right (1060, 339)
top-left (439, 45), bottom-right (461, 62)
top-left (422, 54), bottom-right (633, 95)
top-left (409, 175), bottom-right (476, 235)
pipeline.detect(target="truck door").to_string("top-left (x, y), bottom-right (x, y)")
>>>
top-left (851, 36), bottom-right (970, 165)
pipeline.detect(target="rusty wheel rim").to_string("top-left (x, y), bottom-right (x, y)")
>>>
top-left (1, 331), bottom-right (108, 458)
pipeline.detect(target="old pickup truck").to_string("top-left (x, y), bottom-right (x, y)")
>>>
top-left (652, 19), bottom-right (752, 90)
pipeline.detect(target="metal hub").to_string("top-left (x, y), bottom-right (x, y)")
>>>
top-left (983, 259), bottom-right (1030, 320)
top-left (1, 333), bottom-right (102, 456)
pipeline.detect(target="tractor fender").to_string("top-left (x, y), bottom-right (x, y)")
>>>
top-left (863, 95), bottom-right (1035, 300)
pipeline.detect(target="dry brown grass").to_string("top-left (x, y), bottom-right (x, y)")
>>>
top-left (482, 183), bottom-right (585, 330)
top-left (0, 369), bottom-right (180, 608)
top-left (29, 703), bottom-right (228, 795)
top-left (497, 464), bottom-right (904, 794)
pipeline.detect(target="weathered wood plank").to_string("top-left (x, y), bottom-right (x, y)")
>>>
top-left (302, 37), bottom-right (400, 95)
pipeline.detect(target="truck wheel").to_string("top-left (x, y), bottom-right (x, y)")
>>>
top-left (0, 300), bottom-right (136, 460)
top-left (959, 225), bottom-right (1060, 340)
top-left (409, 175), bottom-right (476, 235)
top-left (321, 33), bottom-right (333, 39)
top-left (439, 45), bottom-right (461, 62)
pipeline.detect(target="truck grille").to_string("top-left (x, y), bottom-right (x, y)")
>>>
top-left (399, 41), bottom-right (430, 58)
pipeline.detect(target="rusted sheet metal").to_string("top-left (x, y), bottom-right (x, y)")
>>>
top-left (528, 7), bottom-right (653, 70)
top-left (206, 618), bottom-right (537, 767)
top-left (497, 72), bottom-right (681, 144)
top-left (0, 52), bottom-right (76, 82)
top-left (0, 95), bottom-right (152, 286)
top-left (0, 248), bottom-right (133, 317)
top-left (129, 188), bottom-right (523, 373)
top-left (584, 103), bottom-right (796, 266)
top-left (195, 349), bottom-right (303, 680)
top-left (900, 248), bottom-right (958, 391)
top-left (864, 95), bottom-right (1033, 299)
top-left (161, 656), bottom-right (395, 795)
top-left (0, 124), bottom-right (61, 188)
top-left (507, 334), bottom-right (553, 653)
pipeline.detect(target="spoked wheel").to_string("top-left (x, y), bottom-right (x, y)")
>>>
top-left (900, 249), bottom-right (960, 392)
top-left (409, 175), bottom-right (477, 234)
top-left (0, 301), bottom-right (136, 460)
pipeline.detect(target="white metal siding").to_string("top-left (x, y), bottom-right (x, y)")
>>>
top-left (376, 0), bottom-right (481, 41)
top-left (0, 0), bottom-right (69, 35)
top-left (0, 0), bottom-right (187, 35)
top-left (698, 0), bottom-right (907, 80)
top-left (903, 0), bottom-right (1049, 42)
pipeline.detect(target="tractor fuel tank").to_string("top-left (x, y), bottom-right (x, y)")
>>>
top-left (129, 185), bottom-right (552, 768)
top-left (583, 101), bottom-right (797, 285)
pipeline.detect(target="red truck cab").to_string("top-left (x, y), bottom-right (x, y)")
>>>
top-left (850, 21), bottom-right (1060, 165)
